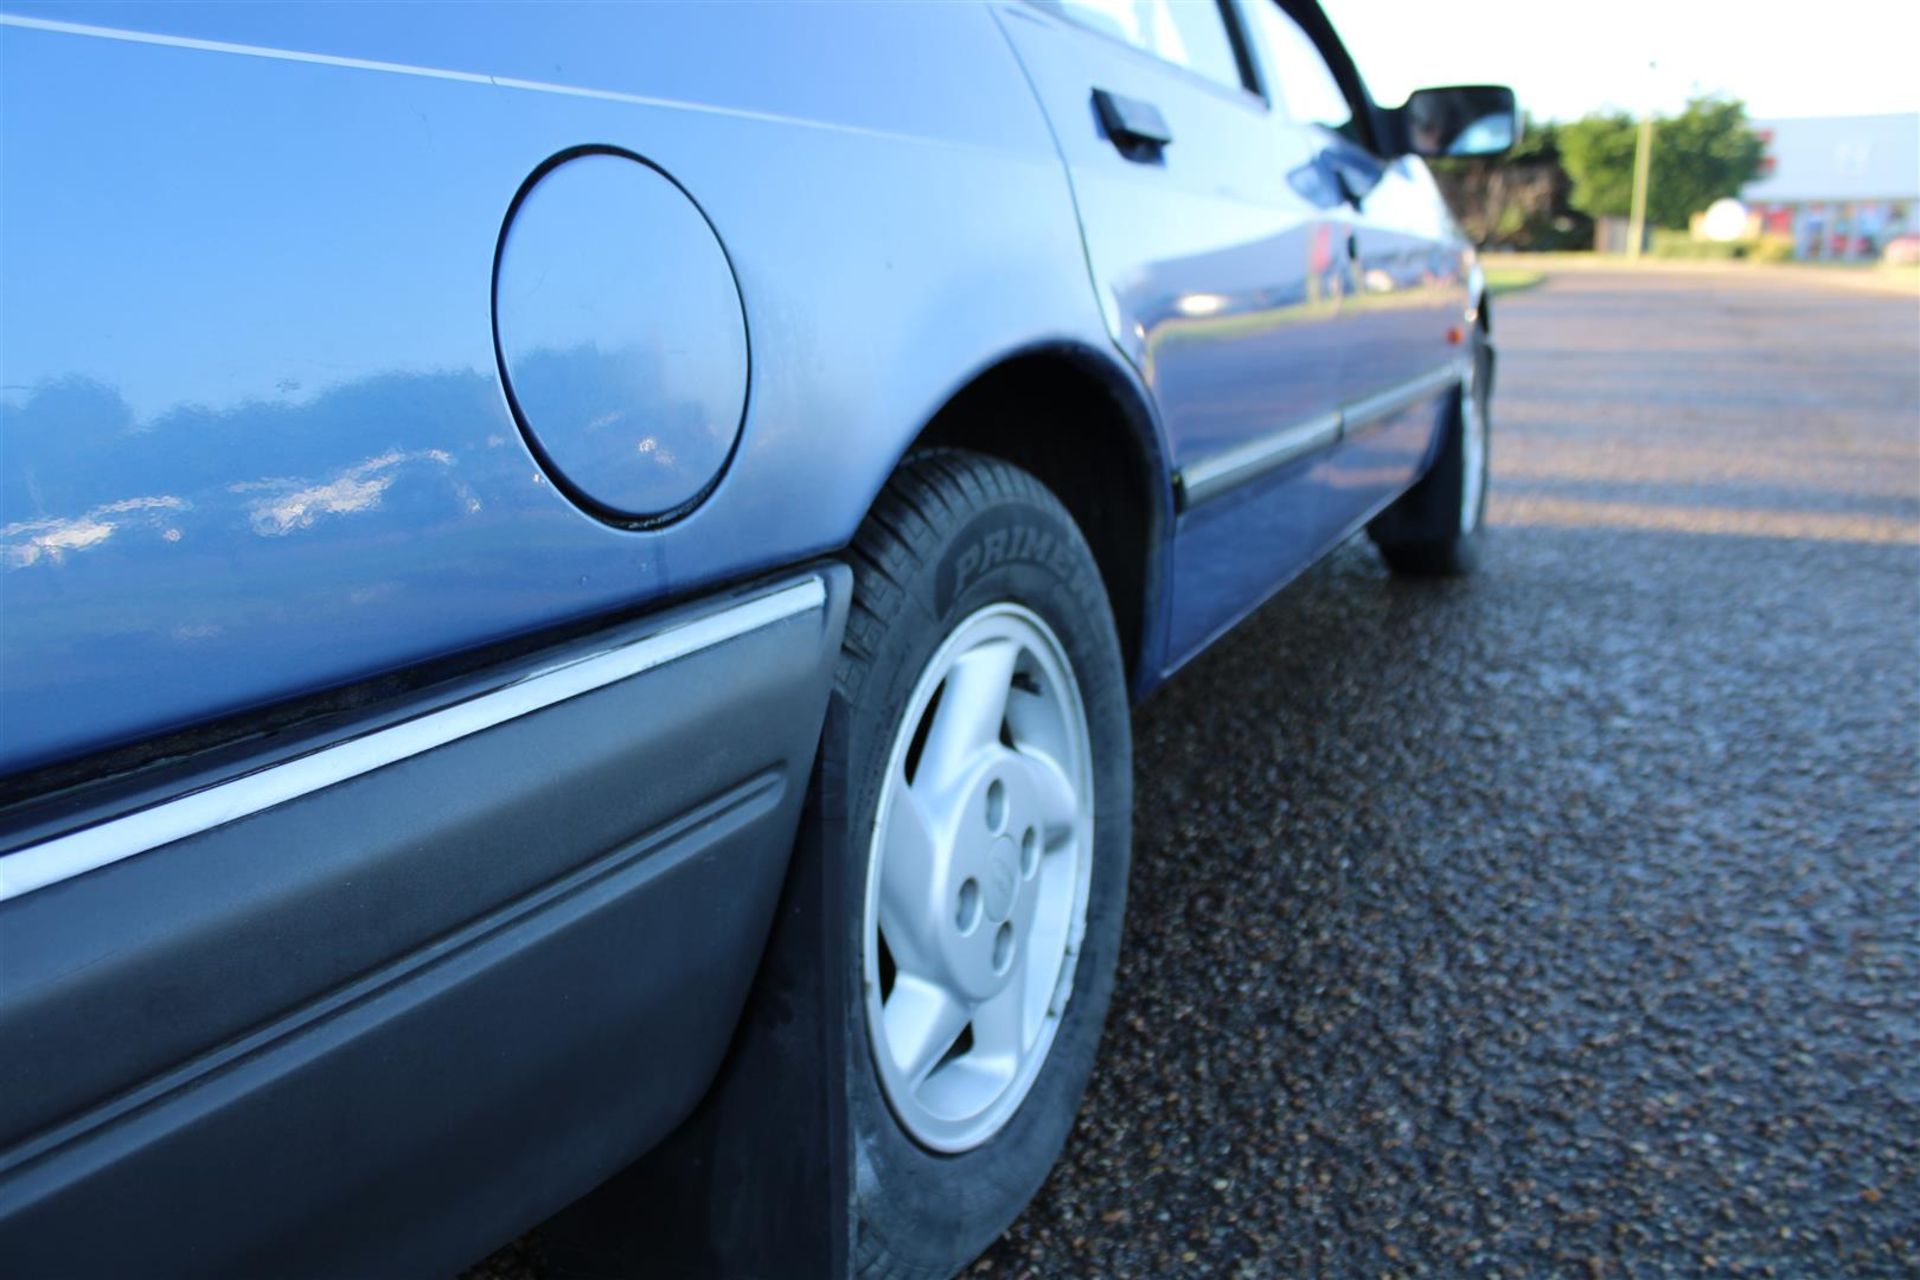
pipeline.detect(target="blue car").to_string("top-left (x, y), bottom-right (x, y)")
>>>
top-left (0, 2), bottom-right (1514, 1275)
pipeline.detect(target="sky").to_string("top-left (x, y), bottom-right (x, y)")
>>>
top-left (1321, 0), bottom-right (1920, 123)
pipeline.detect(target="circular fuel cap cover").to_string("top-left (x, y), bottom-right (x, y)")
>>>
top-left (494, 150), bottom-right (748, 523)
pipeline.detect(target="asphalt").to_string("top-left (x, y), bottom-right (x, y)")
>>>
top-left (474, 268), bottom-right (1920, 1278)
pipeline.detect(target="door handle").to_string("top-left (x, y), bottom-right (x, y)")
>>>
top-left (1092, 88), bottom-right (1172, 157)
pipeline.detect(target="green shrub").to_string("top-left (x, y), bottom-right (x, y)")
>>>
top-left (1648, 229), bottom-right (1796, 262)
top-left (1650, 229), bottom-right (1744, 259)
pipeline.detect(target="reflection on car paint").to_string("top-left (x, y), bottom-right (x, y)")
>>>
top-left (0, 1), bottom-right (1117, 774)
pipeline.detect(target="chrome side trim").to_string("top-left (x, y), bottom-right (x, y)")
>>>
top-left (0, 576), bottom-right (828, 903)
top-left (0, 771), bottom-right (786, 1179)
top-left (1340, 363), bottom-right (1465, 441)
top-left (1176, 412), bottom-right (1342, 508)
top-left (1174, 362), bottom-right (1465, 509)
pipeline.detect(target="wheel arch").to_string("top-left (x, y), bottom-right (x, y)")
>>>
top-left (907, 342), bottom-right (1173, 698)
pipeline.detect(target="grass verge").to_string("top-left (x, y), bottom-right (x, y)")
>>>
top-left (1483, 267), bottom-right (1545, 298)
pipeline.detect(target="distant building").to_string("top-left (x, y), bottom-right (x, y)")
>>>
top-left (1742, 113), bottom-right (1920, 260)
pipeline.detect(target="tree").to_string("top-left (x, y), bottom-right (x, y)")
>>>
top-left (1431, 116), bottom-right (1592, 249)
top-left (1559, 97), bottom-right (1766, 229)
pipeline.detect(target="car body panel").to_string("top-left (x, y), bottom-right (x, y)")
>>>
top-left (0, 1), bottom-right (1139, 775)
top-left (1321, 142), bottom-right (1471, 532)
top-left (0, 568), bottom-right (849, 1279)
top-left (995, 2), bottom-right (1362, 661)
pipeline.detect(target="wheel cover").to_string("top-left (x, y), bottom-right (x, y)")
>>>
top-left (1460, 350), bottom-right (1488, 534)
top-left (861, 603), bottom-right (1095, 1153)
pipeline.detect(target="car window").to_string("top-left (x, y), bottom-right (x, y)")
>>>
top-left (1051, 0), bottom-right (1246, 92)
top-left (1247, 0), bottom-right (1352, 133)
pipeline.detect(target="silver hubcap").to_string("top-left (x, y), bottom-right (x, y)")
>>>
top-left (861, 604), bottom-right (1094, 1153)
top-left (1460, 353), bottom-right (1487, 534)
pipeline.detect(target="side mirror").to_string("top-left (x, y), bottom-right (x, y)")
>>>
top-left (1399, 85), bottom-right (1519, 159)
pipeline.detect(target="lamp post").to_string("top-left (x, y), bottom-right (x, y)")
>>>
top-left (1625, 61), bottom-right (1656, 259)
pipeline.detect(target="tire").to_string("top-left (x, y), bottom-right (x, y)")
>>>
top-left (819, 449), bottom-right (1132, 1279)
top-left (1369, 329), bottom-right (1493, 577)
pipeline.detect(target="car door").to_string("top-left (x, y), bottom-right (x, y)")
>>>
top-left (1334, 152), bottom-right (1473, 529)
top-left (1244, 0), bottom-right (1472, 535)
top-left (995, 0), bottom-right (1352, 666)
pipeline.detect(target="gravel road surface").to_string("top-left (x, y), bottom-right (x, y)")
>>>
top-left (476, 268), bottom-right (1920, 1278)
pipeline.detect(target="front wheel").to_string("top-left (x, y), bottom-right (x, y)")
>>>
top-left (1369, 331), bottom-right (1492, 577)
top-left (818, 449), bottom-right (1132, 1278)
